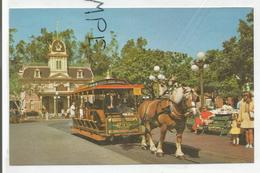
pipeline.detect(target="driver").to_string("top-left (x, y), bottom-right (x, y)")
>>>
top-left (104, 92), bottom-right (118, 113)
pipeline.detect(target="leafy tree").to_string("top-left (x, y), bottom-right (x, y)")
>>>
top-left (106, 31), bottom-right (120, 67)
top-left (9, 28), bottom-right (17, 60)
top-left (203, 10), bottom-right (253, 98)
top-left (25, 28), bottom-right (78, 64)
top-left (79, 32), bottom-right (111, 77)
top-left (112, 37), bottom-right (193, 97)
top-left (9, 28), bottom-right (23, 109)
top-left (9, 10), bottom-right (253, 101)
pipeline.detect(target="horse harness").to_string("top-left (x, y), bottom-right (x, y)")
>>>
top-left (142, 98), bottom-right (187, 127)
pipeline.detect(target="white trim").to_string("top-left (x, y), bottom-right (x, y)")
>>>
top-left (9, 0), bottom-right (255, 8)
top-left (34, 69), bottom-right (41, 78)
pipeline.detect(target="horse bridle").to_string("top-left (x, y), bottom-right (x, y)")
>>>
top-left (168, 87), bottom-right (197, 116)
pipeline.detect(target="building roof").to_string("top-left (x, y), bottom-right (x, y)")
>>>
top-left (21, 66), bottom-right (93, 80)
top-left (74, 79), bottom-right (144, 93)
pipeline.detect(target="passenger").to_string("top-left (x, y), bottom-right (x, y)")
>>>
top-left (79, 105), bottom-right (84, 119)
top-left (117, 98), bottom-right (131, 113)
top-left (85, 100), bottom-right (93, 108)
top-left (104, 93), bottom-right (118, 113)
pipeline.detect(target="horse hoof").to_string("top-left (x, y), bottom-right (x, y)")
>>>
top-left (156, 152), bottom-right (164, 157)
top-left (176, 155), bottom-right (185, 160)
top-left (151, 150), bottom-right (156, 154)
top-left (141, 146), bottom-right (148, 150)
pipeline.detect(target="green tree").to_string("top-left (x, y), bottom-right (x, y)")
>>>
top-left (79, 31), bottom-right (115, 77)
top-left (9, 28), bottom-right (17, 60)
top-left (112, 37), bottom-right (193, 97)
top-left (26, 28), bottom-right (78, 64)
top-left (9, 28), bottom-right (23, 109)
top-left (106, 31), bottom-right (120, 67)
top-left (200, 10), bottom-right (253, 98)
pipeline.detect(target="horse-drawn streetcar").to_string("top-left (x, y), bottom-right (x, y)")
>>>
top-left (71, 78), bottom-right (144, 141)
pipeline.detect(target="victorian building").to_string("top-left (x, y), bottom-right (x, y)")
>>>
top-left (19, 38), bottom-right (94, 116)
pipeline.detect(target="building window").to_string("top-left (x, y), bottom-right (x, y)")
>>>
top-left (77, 70), bottom-right (83, 78)
top-left (29, 100), bottom-right (34, 110)
top-left (34, 69), bottom-right (41, 78)
top-left (56, 60), bottom-right (62, 69)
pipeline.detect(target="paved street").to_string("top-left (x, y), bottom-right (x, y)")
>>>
top-left (9, 119), bottom-right (253, 165)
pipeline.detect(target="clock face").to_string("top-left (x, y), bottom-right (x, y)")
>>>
top-left (52, 40), bottom-right (65, 52)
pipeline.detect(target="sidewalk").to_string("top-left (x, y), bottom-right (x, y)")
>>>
top-left (152, 128), bottom-right (254, 163)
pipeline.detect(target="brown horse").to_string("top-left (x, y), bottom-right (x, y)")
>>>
top-left (138, 87), bottom-right (198, 157)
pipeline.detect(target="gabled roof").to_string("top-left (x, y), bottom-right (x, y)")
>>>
top-left (21, 66), bottom-right (93, 80)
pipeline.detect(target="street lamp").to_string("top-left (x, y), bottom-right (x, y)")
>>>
top-left (55, 91), bottom-right (59, 117)
top-left (149, 66), bottom-right (166, 98)
top-left (191, 52), bottom-right (208, 108)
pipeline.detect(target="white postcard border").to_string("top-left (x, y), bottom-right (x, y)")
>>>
top-left (3, 0), bottom-right (260, 173)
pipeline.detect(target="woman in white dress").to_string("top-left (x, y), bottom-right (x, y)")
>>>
top-left (70, 102), bottom-right (76, 118)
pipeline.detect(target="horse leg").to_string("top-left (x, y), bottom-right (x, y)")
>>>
top-left (175, 134), bottom-right (185, 157)
top-left (148, 134), bottom-right (157, 154)
top-left (140, 134), bottom-right (148, 150)
top-left (139, 102), bottom-right (149, 150)
top-left (156, 124), bottom-right (167, 157)
top-left (145, 122), bottom-right (157, 153)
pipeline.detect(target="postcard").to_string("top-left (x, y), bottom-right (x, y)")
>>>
top-left (2, 0), bottom-right (260, 173)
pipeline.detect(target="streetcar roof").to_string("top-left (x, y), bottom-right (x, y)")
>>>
top-left (74, 79), bottom-right (144, 93)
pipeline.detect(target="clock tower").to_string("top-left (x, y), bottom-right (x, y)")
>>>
top-left (48, 39), bottom-right (69, 77)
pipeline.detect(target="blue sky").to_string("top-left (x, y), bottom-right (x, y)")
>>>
top-left (10, 8), bottom-right (252, 57)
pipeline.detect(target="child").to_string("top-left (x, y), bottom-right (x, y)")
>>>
top-left (229, 113), bottom-right (241, 145)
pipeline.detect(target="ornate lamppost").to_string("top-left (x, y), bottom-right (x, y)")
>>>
top-left (55, 91), bottom-right (59, 117)
top-left (149, 65), bottom-right (166, 98)
top-left (191, 52), bottom-right (209, 108)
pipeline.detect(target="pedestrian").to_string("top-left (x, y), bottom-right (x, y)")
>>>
top-left (42, 105), bottom-right (46, 119)
top-left (66, 108), bottom-right (70, 119)
top-left (10, 108), bottom-right (15, 123)
top-left (61, 109), bottom-right (65, 118)
top-left (70, 102), bottom-right (76, 118)
top-left (45, 111), bottom-right (49, 120)
top-left (229, 113), bottom-right (241, 145)
top-left (238, 92), bottom-right (254, 148)
top-left (192, 106), bottom-right (214, 134)
top-left (236, 96), bottom-right (242, 110)
top-left (21, 108), bottom-right (25, 120)
top-left (79, 105), bottom-right (84, 119)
